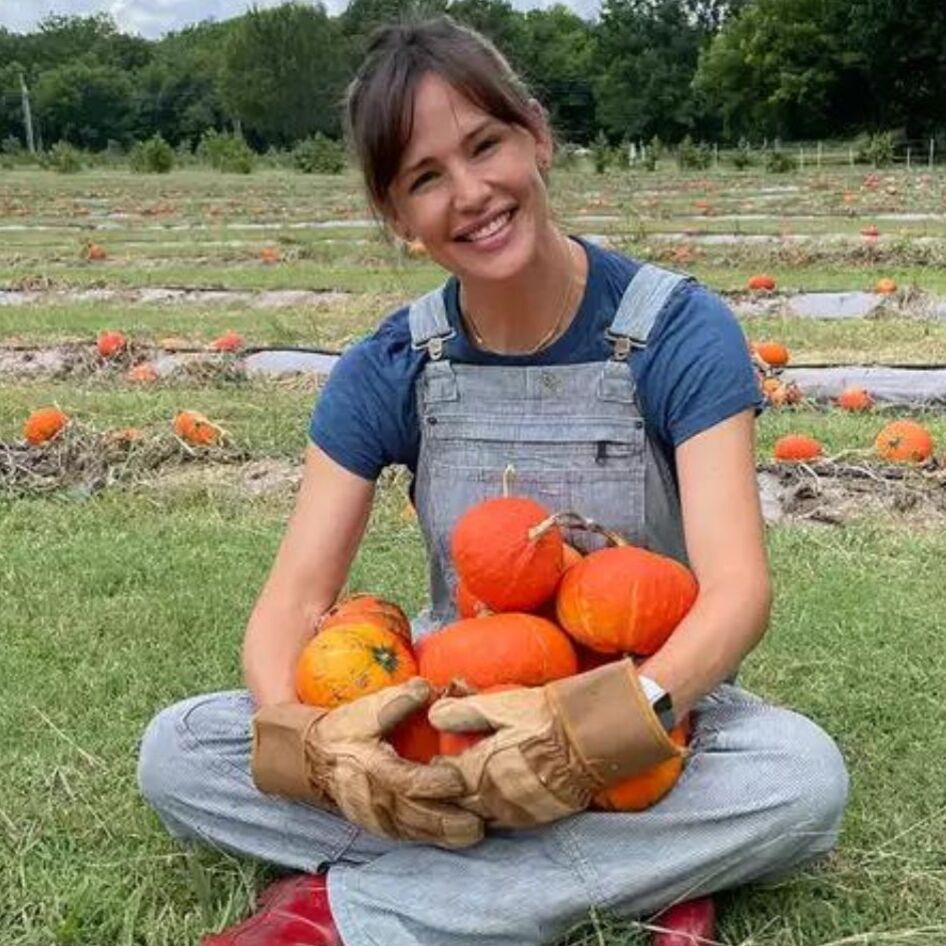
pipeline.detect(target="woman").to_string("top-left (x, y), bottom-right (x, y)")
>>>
top-left (138, 17), bottom-right (849, 946)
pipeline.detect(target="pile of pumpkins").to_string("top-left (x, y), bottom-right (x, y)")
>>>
top-left (295, 495), bottom-right (699, 813)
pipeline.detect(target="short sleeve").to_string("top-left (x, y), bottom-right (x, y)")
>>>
top-left (308, 344), bottom-right (391, 481)
top-left (633, 285), bottom-right (763, 449)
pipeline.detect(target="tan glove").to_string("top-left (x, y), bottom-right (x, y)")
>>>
top-left (251, 677), bottom-right (483, 848)
top-left (428, 659), bottom-right (683, 828)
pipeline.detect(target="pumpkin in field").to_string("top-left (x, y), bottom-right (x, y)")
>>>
top-left (874, 278), bottom-right (897, 295)
top-left (209, 330), bottom-right (245, 352)
top-left (593, 716), bottom-right (690, 811)
top-left (837, 387), bottom-right (873, 412)
top-left (319, 594), bottom-right (411, 642)
top-left (260, 246), bottom-right (281, 264)
top-left (874, 420), bottom-right (933, 463)
top-left (451, 496), bottom-right (564, 612)
top-left (172, 410), bottom-right (223, 446)
top-left (762, 379), bottom-right (802, 407)
top-left (295, 622), bottom-right (417, 709)
top-left (861, 225), bottom-right (880, 239)
top-left (746, 274), bottom-right (776, 292)
top-left (556, 546), bottom-right (697, 656)
top-left (418, 613), bottom-right (577, 690)
top-left (85, 243), bottom-right (107, 261)
top-left (97, 330), bottom-right (127, 358)
top-left (23, 407), bottom-right (69, 445)
top-left (126, 362), bottom-right (159, 383)
top-left (753, 341), bottom-right (790, 367)
top-left (773, 434), bottom-right (823, 462)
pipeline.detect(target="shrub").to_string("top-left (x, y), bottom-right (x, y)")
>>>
top-left (46, 141), bottom-right (83, 173)
top-left (677, 135), bottom-right (712, 171)
top-left (591, 130), bottom-right (610, 174)
top-left (129, 134), bottom-right (175, 173)
top-left (731, 139), bottom-right (755, 170)
top-left (765, 149), bottom-right (797, 173)
top-left (197, 130), bottom-right (255, 174)
top-left (854, 131), bottom-right (896, 167)
top-left (642, 135), bottom-right (661, 172)
top-left (292, 133), bottom-right (346, 174)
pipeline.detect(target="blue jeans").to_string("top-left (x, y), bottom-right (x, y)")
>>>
top-left (138, 683), bottom-right (848, 946)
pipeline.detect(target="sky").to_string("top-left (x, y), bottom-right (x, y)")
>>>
top-left (0, 0), bottom-right (597, 38)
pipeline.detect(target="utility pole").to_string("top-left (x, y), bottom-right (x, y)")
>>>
top-left (19, 71), bottom-right (35, 154)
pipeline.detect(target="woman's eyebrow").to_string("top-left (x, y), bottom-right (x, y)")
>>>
top-left (401, 119), bottom-right (495, 176)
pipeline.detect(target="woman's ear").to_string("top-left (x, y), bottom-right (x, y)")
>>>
top-left (527, 98), bottom-right (554, 171)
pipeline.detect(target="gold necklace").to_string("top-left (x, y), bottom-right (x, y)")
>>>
top-left (461, 238), bottom-right (582, 356)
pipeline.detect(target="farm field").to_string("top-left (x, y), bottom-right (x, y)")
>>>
top-left (3, 165), bottom-right (946, 946)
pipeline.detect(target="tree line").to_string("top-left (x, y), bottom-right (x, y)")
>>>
top-left (1, 0), bottom-right (944, 156)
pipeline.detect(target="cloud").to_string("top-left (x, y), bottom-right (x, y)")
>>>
top-left (1, 0), bottom-right (596, 39)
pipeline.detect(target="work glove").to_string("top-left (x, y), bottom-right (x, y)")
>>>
top-left (251, 677), bottom-right (483, 848)
top-left (429, 659), bottom-right (683, 829)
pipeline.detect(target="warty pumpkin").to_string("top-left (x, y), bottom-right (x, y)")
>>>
top-left (417, 613), bottom-right (577, 690)
top-left (209, 330), bottom-right (245, 352)
top-left (172, 410), bottom-right (223, 446)
top-left (23, 407), bottom-right (69, 445)
top-left (126, 362), bottom-right (159, 383)
top-left (319, 593), bottom-right (411, 642)
top-left (837, 387), bottom-right (873, 412)
top-left (753, 341), bottom-right (790, 367)
top-left (874, 420), bottom-right (933, 463)
top-left (773, 433), bottom-right (823, 462)
top-left (746, 274), bottom-right (776, 292)
top-left (874, 278), bottom-right (897, 295)
top-left (295, 622), bottom-right (417, 709)
top-left (97, 330), bottom-right (127, 358)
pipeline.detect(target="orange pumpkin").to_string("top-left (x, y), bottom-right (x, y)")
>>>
top-left (418, 613), bottom-right (577, 690)
top-left (209, 330), bottom-right (245, 352)
top-left (451, 496), bottom-right (564, 612)
top-left (861, 225), bottom-right (880, 239)
top-left (260, 246), bottom-right (281, 264)
top-left (773, 434), bottom-right (823, 461)
top-left (874, 420), bottom-right (933, 463)
top-left (837, 387), bottom-right (873, 412)
top-left (562, 543), bottom-right (583, 570)
top-left (126, 362), bottom-right (159, 383)
top-left (296, 622), bottom-right (417, 708)
top-left (319, 594), bottom-right (411, 642)
top-left (172, 410), bottom-right (223, 446)
top-left (556, 546), bottom-right (698, 656)
top-left (746, 274), bottom-right (776, 292)
top-left (23, 407), bottom-right (69, 445)
top-left (388, 708), bottom-right (441, 764)
top-left (97, 330), bottom-right (127, 358)
top-left (753, 341), bottom-right (790, 367)
top-left (85, 243), bottom-right (107, 261)
top-left (874, 278), bottom-right (897, 295)
top-left (593, 716), bottom-right (690, 811)
top-left (436, 684), bottom-right (519, 756)
top-left (455, 580), bottom-right (493, 619)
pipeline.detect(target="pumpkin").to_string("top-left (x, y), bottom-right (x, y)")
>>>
top-left (593, 716), bottom-right (690, 811)
top-left (746, 274), bottom-right (776, 292)
top-left (455, 580), bottom-right (493, 619)
top-left (388, 707), bottom-right (441, 764)
top-left (436, 684), bottom-right (519, 756)
top-left (172, 410), bottom-right (223, 446)
top-left (451, 496), bottom-right (564, 612)
top-left (874, 278), bottom-right (897, 295)
top-left (406, 239), bottom-right (428, 258)
top-left (837, 387), bottom-right (873, 412)
top-left (209, 330), bottom-right (244, 352)
top-left (562, 543), bottom-right (583, 570)
top-left (126, 362), bottom-right (159, 383)
top-left (874, 420), bottom-right (933, 463)
top-left (417, 613), bottom-right (577, 690)
top-left (23, 407), bottom-right (69, 445)
top-left (773, 434), bottom-right (823, 462)
top-left (85, 243), bottom-right (107, 261)
top-left (295, 622), bottom-right (417, 708)
top-left (97, 330), bottom-right (127, 358)
top-left (753, 341), bottom-right (789, 367)
top-left (319, 594), bottom-right (411, 642)
top-left (556, 546), bottom-right (697, 656)
top-left (260, 246), bottom-right (281, 264)
top-left (861, 225), bottom-right (880, 239)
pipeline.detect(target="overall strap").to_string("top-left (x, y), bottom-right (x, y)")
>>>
top-left (409, 284), bottom-right (456, 361)
top-left (607, 264), bottom-right (690, 361)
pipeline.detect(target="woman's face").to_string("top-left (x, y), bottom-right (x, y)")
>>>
top-left (385, 72), bottom-right (553, 285)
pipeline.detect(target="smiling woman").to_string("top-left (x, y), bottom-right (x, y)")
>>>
top-left (137, 15), bottom-right (849, 946)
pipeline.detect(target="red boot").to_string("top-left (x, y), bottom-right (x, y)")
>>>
top-left (202, 872), bottom-right (343, 946)
top-left (650, 896), bottom-right (716, 946)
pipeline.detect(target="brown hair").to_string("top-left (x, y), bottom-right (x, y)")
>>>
top-left (344, 16), bottom-right (546, 216)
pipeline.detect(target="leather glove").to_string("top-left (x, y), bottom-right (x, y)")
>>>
top-left (251, 677), bottom-right (483, 848)
top-left (429, 659), bottom-right (683, 828)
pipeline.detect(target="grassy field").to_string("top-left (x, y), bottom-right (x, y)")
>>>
top-left (3, 164), bottom-right (946, 945)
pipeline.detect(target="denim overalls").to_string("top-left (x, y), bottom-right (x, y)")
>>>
top-left (138, 263), bottom-right (849, 946)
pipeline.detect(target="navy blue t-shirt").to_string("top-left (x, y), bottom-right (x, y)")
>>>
top-left (310, 238), bottom-right (762, 481)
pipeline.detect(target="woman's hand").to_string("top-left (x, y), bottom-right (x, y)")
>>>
top-left (252, 677), bottom-right (484, 848)
top-left (429, 660), bottom-right (682, 828)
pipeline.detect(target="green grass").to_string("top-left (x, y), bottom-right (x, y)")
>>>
top-left (2, 488), bottom-right (945, 945)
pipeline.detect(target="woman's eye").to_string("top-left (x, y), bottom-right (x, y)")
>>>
top-left (475, 137), bottom-right (499, 155)
top-left (410, 171), bottom-right (437, 193)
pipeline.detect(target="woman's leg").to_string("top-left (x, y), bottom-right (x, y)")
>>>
top-left (137, 690), bottom-right (400, 872)
top-left (328, 684), bottom-right (849, 946)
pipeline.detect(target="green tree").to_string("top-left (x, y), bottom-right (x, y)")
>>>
top-left (220, 2), bottom-right (349, 143)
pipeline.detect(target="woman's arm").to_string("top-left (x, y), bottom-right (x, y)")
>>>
top-left (637, 408), bottom-right (772, 718)
top-left (242, 443), bottom-right (376, 708)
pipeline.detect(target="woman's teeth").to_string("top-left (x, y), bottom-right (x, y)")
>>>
top-left (465, 211), bottom-right (511, 241)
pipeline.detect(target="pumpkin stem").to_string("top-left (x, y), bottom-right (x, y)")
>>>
top-left (372, 645), bottom-right (401, 674)
top-left (546, 511), bottom-right (629, 547)
top-left (527, 513), bottom-right (562, 543)
top-left (502, 464), bottom-right (516, 497)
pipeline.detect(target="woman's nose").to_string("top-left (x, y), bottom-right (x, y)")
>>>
top-left (451, 163), bottom-right (490, 212)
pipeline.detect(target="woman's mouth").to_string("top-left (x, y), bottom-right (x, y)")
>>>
top-left (457, 208), bottom-right (516, 244)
